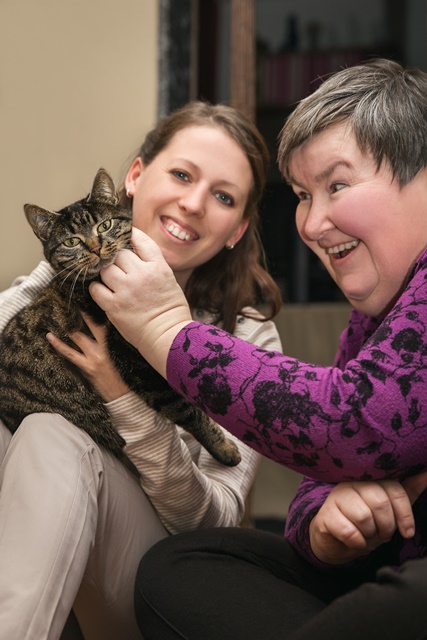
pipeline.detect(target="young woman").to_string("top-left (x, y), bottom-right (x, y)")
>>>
top-left (0, 101), bottom-right (282, 639)
top-left (88, 60), bottom-right (427, 639)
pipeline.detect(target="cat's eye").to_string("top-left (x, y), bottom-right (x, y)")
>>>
top-left (63, 237), bottom-right (81, 247)
top-left (98, 220), bottom-right (112, 233)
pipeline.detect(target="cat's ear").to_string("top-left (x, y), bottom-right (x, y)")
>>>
top-left (89, 168), bottom-right (119, 205)
top-left (24, 204), bottom-right (59, 242)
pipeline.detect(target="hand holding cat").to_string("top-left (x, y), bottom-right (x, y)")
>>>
top-left (90, 227), bottom-right (193, 378)
top-left (309, 471), bottom-right (427, 565)
top-left (46, 315), bottom-right (131, 402)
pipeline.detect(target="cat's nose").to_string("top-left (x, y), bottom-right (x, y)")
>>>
top-left (91, 245), bottom-right (101, 255)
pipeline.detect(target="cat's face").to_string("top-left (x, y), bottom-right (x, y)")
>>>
top-left (25, 168), bottom-right (133, 281)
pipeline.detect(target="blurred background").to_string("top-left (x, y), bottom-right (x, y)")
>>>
top-left (2, 0), bottom-right (426, 527)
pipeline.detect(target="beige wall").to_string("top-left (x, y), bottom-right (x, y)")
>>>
top-left (0, 0), bottom-right (159, 290)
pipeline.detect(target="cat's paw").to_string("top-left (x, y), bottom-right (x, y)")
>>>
top-left (214, 438), bottom-right (242, 467)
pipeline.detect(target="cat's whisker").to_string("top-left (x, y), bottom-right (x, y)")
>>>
top-left (56, 262), bottom-right (84, 289)
top-left (51, 264), bottom-right (80, 283)
top-left (67, 267), bottom-right (86, 310)
top-left (80, 267), bottom-right (91, 294)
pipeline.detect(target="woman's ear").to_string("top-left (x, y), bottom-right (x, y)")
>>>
top-left (227, 219), bottom-right (249, 248)
top-left (125, 157), bottom-right (144, 196)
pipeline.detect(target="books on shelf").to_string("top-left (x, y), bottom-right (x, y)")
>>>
top-left (257, 50), bottom-right (367, 107)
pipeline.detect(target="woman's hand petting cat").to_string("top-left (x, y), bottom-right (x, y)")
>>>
top-left (309, 472), bottom-right (427, 565)
top-left (46, 315), bottom-right (130, 403)
top-left (90, 227), bottom-right (193, 378)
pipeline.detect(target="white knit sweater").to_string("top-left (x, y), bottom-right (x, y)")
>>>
top-left (0, 262), bottom-right (282, 533)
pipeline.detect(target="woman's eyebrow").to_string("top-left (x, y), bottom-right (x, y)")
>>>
top-left (314, 161), bottom-right (351, 183)
top-left (289, 161), bottom-right (351, 188)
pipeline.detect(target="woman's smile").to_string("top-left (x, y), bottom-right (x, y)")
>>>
top-left (289, 123), bottom-right (427, 317)
top-left (126, 125), bottom-right (252, 288)
top-left (160, 216), bottom-right (199, 242)
top-left (326, 240), bottom-right (360, 260)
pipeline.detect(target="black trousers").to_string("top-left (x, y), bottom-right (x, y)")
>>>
top-left (135, 527), bottom-right (427, 640)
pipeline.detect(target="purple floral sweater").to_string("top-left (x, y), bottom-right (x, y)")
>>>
top-left (167, 249), bottom-right (427, 569)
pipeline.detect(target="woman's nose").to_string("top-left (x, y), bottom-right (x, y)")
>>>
top-left (178, 185), bottom-right (207, 217)
top-left (299, 200), bottom-right (334, 242)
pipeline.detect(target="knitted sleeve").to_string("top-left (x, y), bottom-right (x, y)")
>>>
top-left (166, 259), bottom-right (427, 483)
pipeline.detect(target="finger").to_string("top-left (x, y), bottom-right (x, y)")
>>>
top-left (97, 252), bottom-right (141, 291)
top-left (130, 227), bottom-right (165, 262)
top-left (334, 489), bottom-right (378, 540)
top-left (319, 507), bottom-right (369, 551)
top-left (104, 229), bottom-right (165, 273)
top-left (354, 483), bottom-right (396, 542)
top-left (380, 481), bottom-right (414, 540)
top-left (402, 471), bottom-right (427, 505)
top-left (46, 332), bottom-right (85, 365)
top-left (89, 280), bottom-right (115, 309)
top-left (68, 330), bottom-right (96, 353)
top-left (80, 312), bottom-right (108, 342)
top-left (108, 247), bottom-right (139, 273)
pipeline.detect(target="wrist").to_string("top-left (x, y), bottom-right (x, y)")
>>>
top-left (92, 373), bottom-right (131, 403)
top-left (137, 316), bottom-right (192, 378)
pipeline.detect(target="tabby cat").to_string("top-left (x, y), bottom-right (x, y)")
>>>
top-left (0, 168), bottom-right (241, 466)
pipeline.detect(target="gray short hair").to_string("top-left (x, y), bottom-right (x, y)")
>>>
top-left (278, 58), bottom-right (427, 186)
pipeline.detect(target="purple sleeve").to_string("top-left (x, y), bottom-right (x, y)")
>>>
top-left (285, 473), bottom-right (427, 566)
top-left (284, 477), bottom-right (335, 566)
top-left (166, 258), bottom-right (427, 483)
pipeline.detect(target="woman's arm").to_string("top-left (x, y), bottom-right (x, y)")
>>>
top-left (0, 262), bottom-right (53, 332)
top-left (108, 393), bottom-right (260, 532)
top-left (46, 315), bottom-right (130, 401)
top-left (91, 230), bottom-right (427, 483)
top-left (164, 307), bottom-right (427, 482)
top-left (285, 473), bottom-right (427, 567)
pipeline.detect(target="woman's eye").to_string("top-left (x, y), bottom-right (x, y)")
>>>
top-left (97, 219), bottom-right (112, 233)
top-left (171, 170), bottom-right (190, 182)
top-left (215, 192), bottom-right (234, 206)
top-left (331, 182), bottom-right (346, 193)
top-left (296, 191), bottom-right (310, 201)
top-left (63, 237), bottom-right (81, 248)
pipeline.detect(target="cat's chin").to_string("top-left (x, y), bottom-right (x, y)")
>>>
top-left (87, 258), bottom-right (114, 276)
top-left (85, 271), bottom-right (102, 281)
top-left (99, 256), bottom-right (116, 268)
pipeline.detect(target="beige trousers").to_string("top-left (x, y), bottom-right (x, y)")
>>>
top-left (0, 414), bottom-right (168, 640)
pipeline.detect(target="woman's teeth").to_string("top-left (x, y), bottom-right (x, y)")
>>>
top-left (164, 221), bottom-right (193, 241)
top-left (327, 240), bottom-right (359, 255)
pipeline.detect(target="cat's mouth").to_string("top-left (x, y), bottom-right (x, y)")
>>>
top-left (84, 256), bottom-right (115, 277)
top-left (161, 216), bottom-right (199, 242)
top-left (98, 256), bottom-right (116, 268)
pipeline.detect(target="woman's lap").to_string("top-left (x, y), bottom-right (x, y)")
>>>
top-left (290, 556), bottom-right (427, 640)
top-left (135, 527), bottom-right (334, 640)
top-left (0, 414), bottom-right (168, 640)
top-left (135, 526), bottom-right (427, 640)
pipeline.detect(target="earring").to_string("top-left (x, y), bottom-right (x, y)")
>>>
top-left (126, 189), bottom-right (132, 198)
top-left (226, 244), bottom-right (235, 250)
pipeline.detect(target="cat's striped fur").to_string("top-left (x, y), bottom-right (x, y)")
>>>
top-left (0, 168), bottom-right (241, 466)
